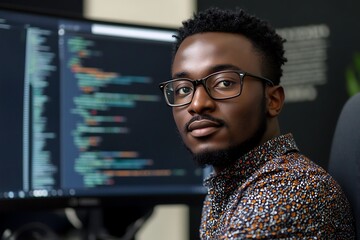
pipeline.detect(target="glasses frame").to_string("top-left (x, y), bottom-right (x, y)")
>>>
top-left (159, 70), bottom-right (275, 107)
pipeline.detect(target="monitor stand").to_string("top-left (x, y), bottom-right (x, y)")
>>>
top-left (78, 206), bottom-right (154, 240)
top-left (0, 206), bottom-right (154, 240)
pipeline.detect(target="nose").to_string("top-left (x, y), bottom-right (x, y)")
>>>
top-left (187, 85), bottom-right (216, 114)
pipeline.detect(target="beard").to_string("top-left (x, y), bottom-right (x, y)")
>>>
top-left (188, 95), bottom-right (267, 169)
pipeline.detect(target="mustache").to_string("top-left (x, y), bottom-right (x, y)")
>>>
top-left (184, 114), bottom-right (225, 132)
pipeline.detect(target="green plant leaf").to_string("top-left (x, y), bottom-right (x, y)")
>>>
top-left (346, 53), bottom-right (360, 96)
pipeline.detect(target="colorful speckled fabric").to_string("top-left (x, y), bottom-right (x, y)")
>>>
top-left (200, 133), bottom-right (355, 239)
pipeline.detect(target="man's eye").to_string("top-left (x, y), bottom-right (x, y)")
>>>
top-left (176, 87), bottom-right (192, 95)
top-left (215, 79), bottom-right (236, 88)
top-left (219, 80), bottom-right (232, 87)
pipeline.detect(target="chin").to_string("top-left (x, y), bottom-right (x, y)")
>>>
top-left (190, 143), bottom-right (227, 156)
top-left (188, 132), bottom-right (267, 169)
top-left (190, 145), bottom-right (240, 169)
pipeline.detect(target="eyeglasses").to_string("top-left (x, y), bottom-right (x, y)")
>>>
top-left (159, 70), bottom-right (274, 107)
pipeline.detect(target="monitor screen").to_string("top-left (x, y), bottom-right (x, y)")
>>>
top-left (0, 6), bottom-right (208, 212)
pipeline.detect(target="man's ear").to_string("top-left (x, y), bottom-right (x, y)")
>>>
top-left (266, 85), bottom-right (285, 117)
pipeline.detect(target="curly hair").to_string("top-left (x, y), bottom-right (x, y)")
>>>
top-left (173, 7), bottom-right (287, 85)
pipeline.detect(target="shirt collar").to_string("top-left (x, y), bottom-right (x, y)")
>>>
top-left (204, 133), bottom-right (299, 190)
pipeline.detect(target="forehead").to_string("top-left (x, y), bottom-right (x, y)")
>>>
top-left (172, 32), bottom-right (262, 77)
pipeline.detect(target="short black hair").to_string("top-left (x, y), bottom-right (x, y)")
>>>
top-left (173, 7), bottom-right (287, 85)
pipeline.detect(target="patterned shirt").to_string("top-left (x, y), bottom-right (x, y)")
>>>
top-left (200, 133), bottom-right (355, 239)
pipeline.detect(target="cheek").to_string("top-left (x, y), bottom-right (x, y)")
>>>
top-left (221, 100), bottom-right (264, 140)
top-left (172, 108), bottom-right (186, 134)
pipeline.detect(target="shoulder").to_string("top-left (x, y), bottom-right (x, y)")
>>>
top-left (233, 152), bottom-right (354, 237)
top-left (252, 152), bottom-right (347, 204)
top-left (261, 151), bottom-right (333, 185)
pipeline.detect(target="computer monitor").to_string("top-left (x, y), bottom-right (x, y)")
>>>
top-left (0, 6), bottom-right (208, 214)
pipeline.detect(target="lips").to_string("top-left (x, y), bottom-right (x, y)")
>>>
top-left (187, 119), bottom-right (222, 137)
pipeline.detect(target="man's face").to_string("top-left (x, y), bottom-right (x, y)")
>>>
top-left (171, 32), bottom-right (269, 169)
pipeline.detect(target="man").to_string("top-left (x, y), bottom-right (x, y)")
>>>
top-left (159, 7), bottom-right (355, 239)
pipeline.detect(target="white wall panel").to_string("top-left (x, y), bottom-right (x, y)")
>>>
top-left (84, 0), bottom-right (195, 27)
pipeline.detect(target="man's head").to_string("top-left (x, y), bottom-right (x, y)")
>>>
top-left (173, 7), bottom-right (287, 84)
top-left (161, 7), bottom-right (287, 172)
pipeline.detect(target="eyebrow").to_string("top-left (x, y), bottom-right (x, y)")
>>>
top-left (211, 64), bottom-right (241, 73)
top-left (172, 64), bottom-right (242, 79)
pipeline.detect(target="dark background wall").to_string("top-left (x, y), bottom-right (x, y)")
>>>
top-left (0, 0), bottom-right (83, 17)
